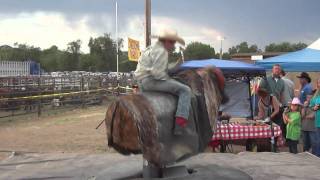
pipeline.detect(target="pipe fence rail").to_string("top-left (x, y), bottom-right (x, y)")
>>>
top-left (0, 75), bottom-right (135, 119)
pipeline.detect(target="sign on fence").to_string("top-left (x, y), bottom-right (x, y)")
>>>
top-left (128, 38), bottom-right (140, 61)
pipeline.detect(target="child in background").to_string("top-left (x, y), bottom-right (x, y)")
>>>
top-left (283, 97), bottom-right (302, 154)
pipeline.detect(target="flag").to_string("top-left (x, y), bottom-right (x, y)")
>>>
top-left (128, 38), bottom-right (140, 61)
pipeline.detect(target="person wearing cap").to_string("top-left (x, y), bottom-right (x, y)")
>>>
top-left (297, 72), bottom-right (313, 103)
top-left (134, 29), bottom-right (191, 135)
top-left (283, 97), bottom-right (302, 154)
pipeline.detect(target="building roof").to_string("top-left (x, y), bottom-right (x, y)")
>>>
top-left (231, 52), bottom-right (286, 57)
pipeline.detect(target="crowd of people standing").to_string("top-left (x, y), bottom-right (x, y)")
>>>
top-left (256, 64), bottom-right (320, 156)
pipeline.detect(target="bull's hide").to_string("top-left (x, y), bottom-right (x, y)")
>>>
top-left (105, 67), bottom-right (224, 166)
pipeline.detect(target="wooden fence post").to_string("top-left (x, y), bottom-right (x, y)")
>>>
top-left (37, 76), bottom-right (41, 117)
top-left (81, 76), bottom-right (85, 108)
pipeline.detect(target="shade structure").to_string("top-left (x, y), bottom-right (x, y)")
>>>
top-left (180, 59), bottom-right (266, 77)
top-left (256, 38), bottom-right (320, 72)
top-left (180, 58), bottom-right (264, 118)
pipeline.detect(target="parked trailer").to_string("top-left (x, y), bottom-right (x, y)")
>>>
top-left (0, 61), bottom-right (40, 77)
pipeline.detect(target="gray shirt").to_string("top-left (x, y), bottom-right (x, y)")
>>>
top-left (134, 41), bottom-right (169, 81)
top-left (282, 77), bottom-right (294, 106)
top-left (301, 107), bottom-right (316, 131)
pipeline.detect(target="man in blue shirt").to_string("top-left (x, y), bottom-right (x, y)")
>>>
top-left (297, 72), bottom-right (313, 103)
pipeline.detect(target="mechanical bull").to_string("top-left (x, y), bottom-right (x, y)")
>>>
top-left (105, 67), bottom-right (227, 167)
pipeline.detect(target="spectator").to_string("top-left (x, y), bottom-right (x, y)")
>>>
top-left (283, 97), bottom-right (302, 154)
top-left (255, 83), bottom-right (282, 152)
top-left (255, 83), bottom-right (280, 124)
top-left (280, 70), bottom-right (294, 107)
top-left (260, 64), bottom-right (285, 104)
top-left (297, 72), bottom-right (313, 103)
top-left (260, 64), bottom-right (286, 136)
top-left (310, 78), bottom-right (320, 157)
top-left (301, 94), bottom-right (317, 155)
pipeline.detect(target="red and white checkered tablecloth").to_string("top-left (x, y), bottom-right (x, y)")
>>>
top-left (212, 122), bottom-right (284, 146)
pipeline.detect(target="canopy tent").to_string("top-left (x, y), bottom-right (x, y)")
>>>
top-left (179, 59), bottom-right (265, 118)
top-left (180, 59), bottom-right (265, 77)
top-left (256, 38), bottom-right (320, 72)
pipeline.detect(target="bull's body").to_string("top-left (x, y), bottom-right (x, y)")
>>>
top-left (105, 68), bottom-right (225, 167)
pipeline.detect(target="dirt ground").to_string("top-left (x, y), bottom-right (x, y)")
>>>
top-left (0, 105), bottom-right (114, 160)
top-left (0, 104), bottom-right (301, 161)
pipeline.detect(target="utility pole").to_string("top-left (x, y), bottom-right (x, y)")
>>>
top-left (145, 0), bottom-right (151, 48)
top-left (217, 36), bottom-right (225, 59)
top-left (115, 1), bottom-right (119, 75)
top-left (219, 39), bottom-right (223, 59)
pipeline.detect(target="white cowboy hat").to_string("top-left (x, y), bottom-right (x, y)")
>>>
top-left (152, 28), bottom-right (185, 46)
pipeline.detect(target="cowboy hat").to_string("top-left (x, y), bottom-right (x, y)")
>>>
top-left (152, 28), bottom-right (185, 46)
top-left (297, 72), bottom-right (311, 83)
top-left (291, 97), bottom-right (302, 106)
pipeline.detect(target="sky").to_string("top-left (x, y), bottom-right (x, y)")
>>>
top-left (0, 0), bottom-right (319, 53)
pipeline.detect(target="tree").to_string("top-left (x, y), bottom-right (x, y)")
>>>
top-left (265, 42), bottom-right (307, 52)
top-left (222, 52), bottom-right (231, 60)
top-left (79, 54), bottom-right (99, 71)
top-left (228, 42), bottom-right (260, 55)
top-left (0, 43), bottom-right (41, 62)
top-left (88, 34), bottom-right (120, 72)
top-left (40, 45), bottom-right (61, 71)
top-left (65, 39), bottom-right (82, 71)
top-left (119, 51), bottom-right (137, 72)
top-left (184, 42), bottom-right (216, 60)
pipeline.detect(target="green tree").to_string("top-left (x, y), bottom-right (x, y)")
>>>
top-left (79, 54), bottom-right (99, 71)
top-left (222, 52), bottom-right (231, 60)
top-left (64, 39), bottom-right (82, 71)
top-left (88, 34), bottom-right (120, 72)
top-left (0, 43), bottom-right (41, 62)
top-left (184, 42), bottom-right (216, 60)
top-left (265, 42), bottom-right (307, 52)
top-left (40, 45), bottom-right (62, 71)
top-left (119, 51), bottom-right (137, 72)
top-left (228, 42), bottom-right (260, 55)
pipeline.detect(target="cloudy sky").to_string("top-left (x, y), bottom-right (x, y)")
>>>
top-left (0, 0), bottom-right (319, 53)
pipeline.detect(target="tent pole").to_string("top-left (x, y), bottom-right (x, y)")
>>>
top-left (248, 76), bottom-right (254, 120)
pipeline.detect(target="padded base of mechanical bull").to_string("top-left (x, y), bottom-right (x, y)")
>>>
top-left (2, 152), bottom-right (320, 180)
top-left (134, 165), bottom-right (251, 180)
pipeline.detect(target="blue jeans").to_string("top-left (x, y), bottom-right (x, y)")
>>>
top-left (302, 131), bottom-right (317, 155)
top-left (315, 128), bottom-right (320, 157)
top-left (139, 77), bottom-right (192, 120)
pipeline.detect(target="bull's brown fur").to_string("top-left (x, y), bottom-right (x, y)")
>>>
top-left (105, 67), bottom-right (226, 166)
top-left (105, 95), bottom-right (161, 164)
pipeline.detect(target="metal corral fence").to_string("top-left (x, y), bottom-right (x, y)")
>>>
top-left (0, 61), bottom-right (40, 77)
top-left (0, 74), bottom-right (135, 119)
